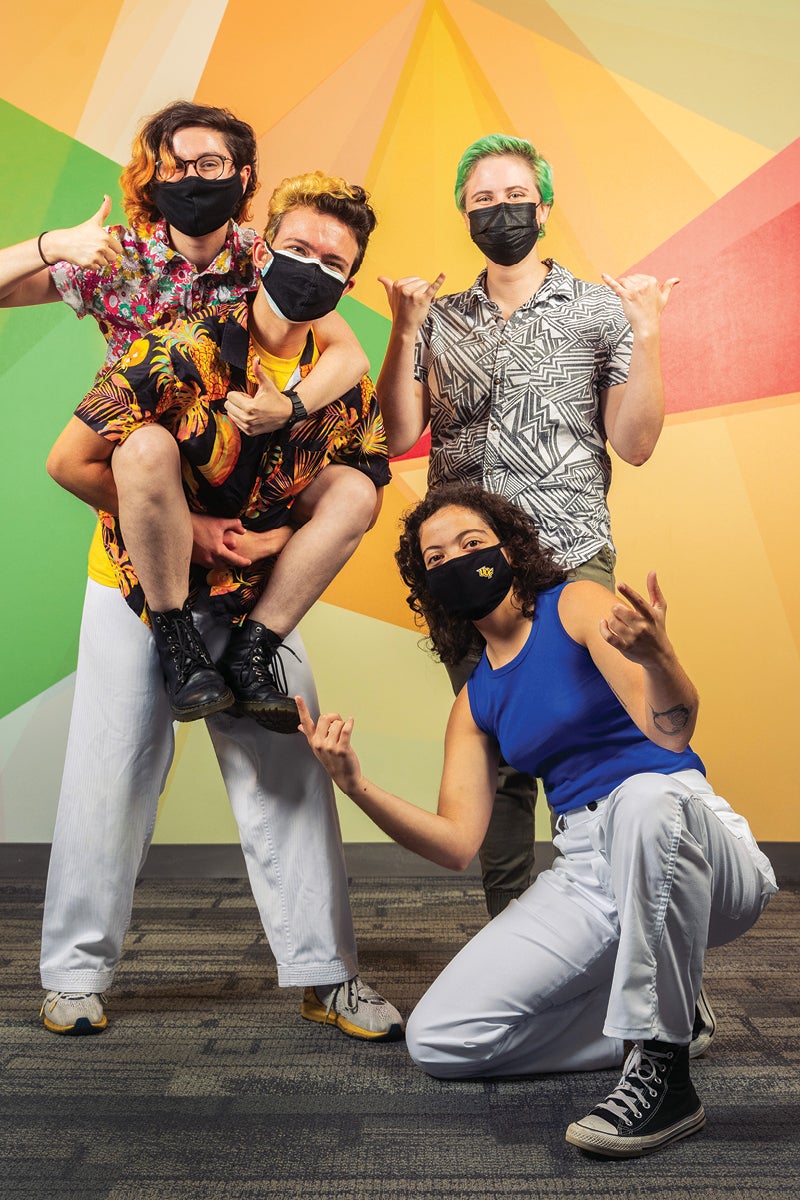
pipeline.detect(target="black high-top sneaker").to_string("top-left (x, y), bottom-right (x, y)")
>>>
top-left (566, 1041), bottom-right (705, 1158)
top-left (218, 620), bottom-right (299, 733)
top-left (150, 601), bottom-right (233, 721)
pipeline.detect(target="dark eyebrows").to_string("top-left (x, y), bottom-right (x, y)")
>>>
top-left (280, 236), bottom-right (348, 273)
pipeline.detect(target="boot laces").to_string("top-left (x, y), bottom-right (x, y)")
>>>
top-left (246, 635), bottom-right (299, 694)
top-left (159, 614), bottom-right (212, 684)
top-left (595, 1044), bottom-right (672, 1126)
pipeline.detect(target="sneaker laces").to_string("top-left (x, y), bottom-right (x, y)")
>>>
top-left (594, 1044), bottom-right (672, 1127)
top-left (320, 977), bottom-right (381, 1019)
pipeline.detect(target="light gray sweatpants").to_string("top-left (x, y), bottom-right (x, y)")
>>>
top-left (40, 579), bottom-right (359, 993)
top-left (406, 769), bottom-right (776, 1078)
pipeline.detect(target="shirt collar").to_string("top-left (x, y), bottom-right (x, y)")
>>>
top-left (466, 258), bottom-right (575, 311)
top-left (143, 218), bottom-right (248, 276)
top-left (219, 299), bottom-right (317, 383)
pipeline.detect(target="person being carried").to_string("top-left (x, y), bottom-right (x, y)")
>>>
top-left (377, 133), bottom-right (677, 919)
top-left (50, 170), bottom-right (388, 734)
top-left (299, 482), bottom-right (776, 1159)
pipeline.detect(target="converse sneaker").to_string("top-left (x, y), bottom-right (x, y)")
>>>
top-left (301, 976), bottom-right (404, 1041)
top-left (566, 1041), bottom-right (705, 1158)
top-left (40, 991), bottom-right (107, 1035)
top-left (690, 986), bottom-right (717, 1059)
top-left (151, 601), bottom-right (233, 721)
top-left (218, 620), bottom-right (299, 733)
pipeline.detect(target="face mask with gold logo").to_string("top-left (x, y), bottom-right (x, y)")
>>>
top-left (425, 544), bottom-right (513, 620)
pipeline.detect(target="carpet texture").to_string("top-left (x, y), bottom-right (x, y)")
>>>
top-left (2, 876), bottom-right (798, 1199)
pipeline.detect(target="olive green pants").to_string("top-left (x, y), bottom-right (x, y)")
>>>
top-left (445, 546), bottom-right (616, 918)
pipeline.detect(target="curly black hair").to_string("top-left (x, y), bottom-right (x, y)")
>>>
top-left (395, 483), bottom-right (567, 666)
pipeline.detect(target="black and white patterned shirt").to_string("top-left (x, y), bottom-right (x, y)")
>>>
top-left (414, 260), bottom-right (633, 568)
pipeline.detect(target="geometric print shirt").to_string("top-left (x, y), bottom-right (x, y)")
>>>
top-left (75, 298), bottom-right (391, 623)
top-left (51, 218), bottom-right (258, 376)
top-left (414, 260), bottom-right (633, 569)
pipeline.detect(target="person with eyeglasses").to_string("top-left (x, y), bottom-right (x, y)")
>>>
top-left (376, 133), bottom-right (679, 922)
top-left (0, 100), bottom-right (402, 1041)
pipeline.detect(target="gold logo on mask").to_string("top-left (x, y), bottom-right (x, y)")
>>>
top-left (477, 566), bottom-right (494, 579)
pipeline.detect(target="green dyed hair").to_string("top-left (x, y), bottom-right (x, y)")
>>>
top-left (454, 134), bottom-right (554, 236)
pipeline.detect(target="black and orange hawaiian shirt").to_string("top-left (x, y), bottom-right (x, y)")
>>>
top-left (75, 297), bottom-right (391, 622)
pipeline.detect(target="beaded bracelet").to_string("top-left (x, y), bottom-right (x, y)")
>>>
top-left (37, 232), bottom-right (53, 266)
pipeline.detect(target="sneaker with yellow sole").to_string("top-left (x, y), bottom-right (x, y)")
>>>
top-left (40, 991), bottom-right (108, 1035)
top-left (301, 976), bottom-right (404, 1041)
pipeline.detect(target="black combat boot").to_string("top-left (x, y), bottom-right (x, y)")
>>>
top-left (566, 1040), bottom-right (705, 1158)
top-left (150, 601), bottom-right (234, 721)
top-left (218, 619), bottom-right (299, 734)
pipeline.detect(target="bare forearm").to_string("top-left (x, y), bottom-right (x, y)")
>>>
top-left (375, 328), bottom-right (428, 457)
top-left (47, 418), bottom-right (119, 513)
top-left (47, 452), bottom-right (118, 513)
top-left (0, 239), bottom-right (57, 306)
top-left (298, 315), bottom-right (369, 413)
top-left (611, 330), bottom-right (665, 464)
top-left (343, 774), bottom-right (478, 871)
top-left (642, 649), bottom-right (698, 750)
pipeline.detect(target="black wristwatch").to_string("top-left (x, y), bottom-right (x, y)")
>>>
top-left (283, 387), bottom-right (308, 428)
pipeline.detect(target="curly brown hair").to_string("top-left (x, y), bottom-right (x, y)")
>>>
top-left (395, 483), bottom-right (567, 666)
top-left (120, 100), bottom-right (259, 229)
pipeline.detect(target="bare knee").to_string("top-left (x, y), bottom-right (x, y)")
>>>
top-left (294, 465), bottom-right (377, 531)
top-left (112, 425), bottom-right (180, 487)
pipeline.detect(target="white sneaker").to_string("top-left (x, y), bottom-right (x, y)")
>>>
top-left (40, 991), bottom-right (108, 1035)
top-left (301, 976), bottom-right (404, 1041)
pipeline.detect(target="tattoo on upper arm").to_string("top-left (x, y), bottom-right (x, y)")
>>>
top-left (651, 703), bottom-right (691, 735)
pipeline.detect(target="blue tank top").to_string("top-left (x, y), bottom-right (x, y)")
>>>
top-left (467, 582), bottom-right (705, 815)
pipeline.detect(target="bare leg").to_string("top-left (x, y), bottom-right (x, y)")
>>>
top-left (248, 464), bottom-right (378, 636)
top-left (112, 425), bottom-right (191, 610)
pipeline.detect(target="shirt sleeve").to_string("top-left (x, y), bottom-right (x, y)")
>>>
top-left (326, 375), bottom-right (392, 488)
top-left (74, 334), bottom-right (172, 446)
top-left (596, 296), bottom-right (634, 391)
top-left (413, 317), bottom-right (432, 386)
top-left (49, 224), bottom-right (129, 320)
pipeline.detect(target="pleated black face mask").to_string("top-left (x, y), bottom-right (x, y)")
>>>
top-left (426, 544), bottom-right (514, 620)
top-left (260, 247), bottom-right (348, 323)
top-left (152, 174), bottom-right (244, 238)
top-left (468, 201), bottom-right (539, 266)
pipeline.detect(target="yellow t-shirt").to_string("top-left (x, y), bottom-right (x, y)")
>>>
top-left (86, 334), bottom-right (319, 587)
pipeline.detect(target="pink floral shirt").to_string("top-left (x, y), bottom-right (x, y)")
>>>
top-left (51, 219), bottom-right (258, 376)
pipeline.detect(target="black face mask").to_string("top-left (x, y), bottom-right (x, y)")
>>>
top-left (468, 202), bottom-right (539, 266)
top-left (260, 247), bottom-right (348, 323)
top-left (151, 173), bottom-right (243, 238)
top-left (426, 544), bottom-right (514, 620)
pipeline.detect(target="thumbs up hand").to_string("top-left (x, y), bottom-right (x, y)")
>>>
top-left (225, 358), bottom-right (295, 435)
top-left (39, 195), bottom-right (124, 270)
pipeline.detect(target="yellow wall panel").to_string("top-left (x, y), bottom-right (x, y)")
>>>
top-left (611, 404), bottom-right (800, 840)
top-left (245, 3), bottom-right (424, 230)
top-left (0, 0), bottom-right (125, 136)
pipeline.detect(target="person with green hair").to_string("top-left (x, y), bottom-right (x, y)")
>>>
top-left (377, 132), bottom-right (679, 920)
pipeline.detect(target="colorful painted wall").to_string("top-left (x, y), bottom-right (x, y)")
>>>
top-left (1, 1), bottom-right (798, 846)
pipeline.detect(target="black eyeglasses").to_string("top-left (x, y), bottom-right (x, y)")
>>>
top-left (155, 155), bottom-right (234, 182)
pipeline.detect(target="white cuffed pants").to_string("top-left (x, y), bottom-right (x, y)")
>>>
top-left (406, 770), bottom-right (776, 1078)
top-left (40, 579), bottom-right (359, 992)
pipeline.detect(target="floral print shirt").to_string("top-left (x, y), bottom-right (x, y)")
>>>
top-left (75, 299), bottom-right (391, 623)
top-left (51, 219), bottom-right (258, 374)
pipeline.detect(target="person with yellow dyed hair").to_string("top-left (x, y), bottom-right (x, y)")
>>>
top-left (49, 170), bottom-right (388, 734)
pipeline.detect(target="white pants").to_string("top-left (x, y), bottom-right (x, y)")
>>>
top-left (406, 770), bottom-right (776, 1078)
top-left (40, 579), bottom-right (358, 992)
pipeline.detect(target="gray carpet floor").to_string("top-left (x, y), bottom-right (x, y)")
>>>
top-left (1, 876), bottom-right (798, 1199)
